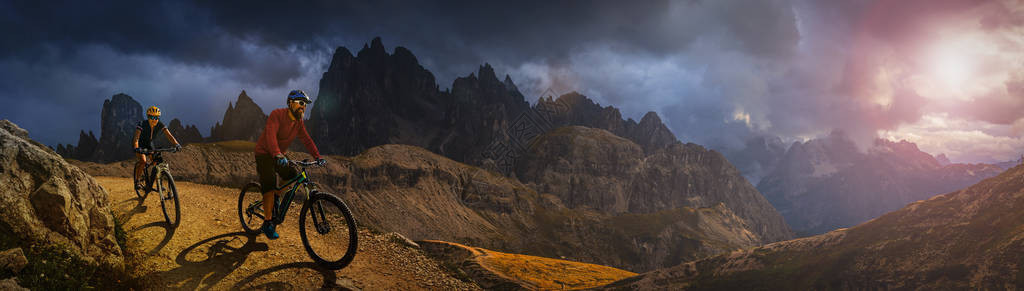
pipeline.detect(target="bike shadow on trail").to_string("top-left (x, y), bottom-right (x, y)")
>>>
top-left (115, 192), bottom-right (150, 225)
top-left (150, 231), bottom-right (269, 291)
top-left (131, 220), bottom-right (179, 256)
top-left (230, 262), bottom-right (345, 290)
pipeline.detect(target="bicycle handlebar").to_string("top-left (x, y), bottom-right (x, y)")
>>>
top-left (136, 147), bottom-right (178, 154)
top-left (290, 159), bottom-right (326, 167)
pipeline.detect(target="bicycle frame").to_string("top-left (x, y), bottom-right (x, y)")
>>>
top-left (247, 168), bottom-right (316, 225)
top-left (141, 152), bottom-right (170, 190)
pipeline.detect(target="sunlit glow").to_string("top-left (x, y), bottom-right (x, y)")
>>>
top-left (932, 46), bottom-right (972, 88)
top-left (913, 32), bottom-right (1007, 103)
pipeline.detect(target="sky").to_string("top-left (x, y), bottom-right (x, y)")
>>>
top-left (1, 0), bottom-right (1023, 163)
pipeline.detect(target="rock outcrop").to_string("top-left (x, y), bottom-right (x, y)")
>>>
top-left (309, 37), bottom-right (461, 157)
top-left (603, 163), bottom-right (1024, 290)
top-left (55, 130), bottom-right (99, 161)
top-left (517, 126), bottom-right (791, 243)
top-left (55, 94), bottom-right (144, 163)
top-left (758, 131), bottom-right (1004, 236)
top-left (308, 37), bottom-right (677, 173)
top-left (208, 90), bottom-right (267, 142)
top-left (533, 94), bottom-right (676, 154)
top-left (0, 120), bottom-right (122, 267)
top-left (166, 118), bottom-right (203, 145)
top-left (90, 94), bottom-right (143, 163)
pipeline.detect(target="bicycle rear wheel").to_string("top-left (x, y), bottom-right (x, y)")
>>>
top-left (299, 192), bottom-right (358, 270)
top-left (157, 172), bottom-right (180, 226)
top-left (237, 182), bottom-right (265, 234)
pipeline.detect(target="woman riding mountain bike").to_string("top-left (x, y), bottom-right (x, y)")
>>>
top-left (132, 106), bottom-right (184, 226)
top-left (133, 106), bottom-right (181, 190)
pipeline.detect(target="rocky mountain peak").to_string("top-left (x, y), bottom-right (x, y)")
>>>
top-left (759, 134), bottom-right (1003, 236)
top-left (208, 90), bottom-right (267, 142)
top-left (329, 46), bottom-right (356, 71)
top-left (166, 118), bottom-right (203, 145)
top-left (503, 74), bottom-right (518, 93)
top-left (478, 63), bottom-right (499, 84)
top-left (91, 93), bottom-right (143, 163)
top-left (638, 111), bottom-right (662, 125)
top-left (936, 153), bottom-right (952, 166)
top-left (358, 36), bottom-right (390, 61)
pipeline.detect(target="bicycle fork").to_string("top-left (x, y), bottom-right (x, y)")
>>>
top-left (310, 199), bottom-right (331, 234)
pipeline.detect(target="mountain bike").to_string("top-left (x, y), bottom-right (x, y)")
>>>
top-left (133, 147), bottom-right (181, 226)
top-left (237, 159), bottom-right (358, 270)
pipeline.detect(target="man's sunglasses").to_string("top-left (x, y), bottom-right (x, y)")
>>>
top-left (290, 100), bottom-right (309, 106)
top-left (147, 115), bottom-right (159, 120)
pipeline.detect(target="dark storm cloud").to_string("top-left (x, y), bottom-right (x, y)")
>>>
top-left (2, 0), bottom-right (803, 148)
top-left (3, 0), bottom-right (1020, 162)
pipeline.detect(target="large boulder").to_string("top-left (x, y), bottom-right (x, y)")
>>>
top-left (0, 120), bottom-right (122, 267)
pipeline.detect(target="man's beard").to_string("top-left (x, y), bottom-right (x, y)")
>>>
top-left (291, 108), bottom-right (304, 119)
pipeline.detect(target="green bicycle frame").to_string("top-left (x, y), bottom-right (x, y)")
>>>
top-left (248, 169), bottom-right (312, 224)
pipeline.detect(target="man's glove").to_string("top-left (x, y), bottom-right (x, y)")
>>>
top-left (275, 155), bottom-right (289, 167)
top-left (316, 158), bottom-right (327, 166)
top-left (174, 144), bottom-right (182, 152)
top-left (134, 147), bottom-right (143, 154)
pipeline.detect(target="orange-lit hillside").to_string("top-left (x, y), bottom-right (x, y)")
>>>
top-left (419, 240), bottom-right (636, 290)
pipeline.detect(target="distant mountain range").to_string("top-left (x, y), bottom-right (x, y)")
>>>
top-left (602, 162), bottom-right (1024, 290)
top-left (722, 131), bottom-right (1007, 236)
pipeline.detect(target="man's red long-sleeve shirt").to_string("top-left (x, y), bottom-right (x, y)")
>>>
top-left (254, 108), bottom-right (321, 159)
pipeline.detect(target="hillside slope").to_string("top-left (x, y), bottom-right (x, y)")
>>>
top-left (70, 137), bottom-right (785, 272)
top-left (602, 164), bottom-right (1024, 290)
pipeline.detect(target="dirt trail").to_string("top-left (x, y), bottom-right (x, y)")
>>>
top-left (96, 176), bottom-right (480, 290)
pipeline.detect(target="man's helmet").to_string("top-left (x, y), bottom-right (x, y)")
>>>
top-left (146, 106), bottom-right (161, 116)
top-left (287, 90), bottom-right (312, 104)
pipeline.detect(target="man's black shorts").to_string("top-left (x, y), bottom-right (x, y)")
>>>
top-left (255, 154), bottom-right (298, 193)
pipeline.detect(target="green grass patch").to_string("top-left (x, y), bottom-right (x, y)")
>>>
top-left (112, 211), bottom-right (128, 253)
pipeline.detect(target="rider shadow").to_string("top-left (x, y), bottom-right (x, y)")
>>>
top-left (115, 193), bottom-right (149, 225)
top-left (131, 220), bottom-right (179, 256)
top-left (231, 262), bottom-right (344, 290)
top-left (152, 231), bottom-right (269, 291)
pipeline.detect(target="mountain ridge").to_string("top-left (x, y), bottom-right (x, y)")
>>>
top-left (602, 162), bottom-right (1024, 290)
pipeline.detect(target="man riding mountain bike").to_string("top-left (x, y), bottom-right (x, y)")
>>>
top-left (133, 106), bottom-right (182, 190)
top-left (254, 89), bottom-right (325, 240)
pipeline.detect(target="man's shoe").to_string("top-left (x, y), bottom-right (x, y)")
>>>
top-left (261, 220), bottom-right (279, 240)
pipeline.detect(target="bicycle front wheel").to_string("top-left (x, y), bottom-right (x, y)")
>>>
top-left (237, 182), bottom-right (265, 234)
top-left (157, 172), bottom-right (180, 226)
top-left (133, 166), bottom-right (146, 198)
top-left (299, 192), bottom-right (358, 270)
